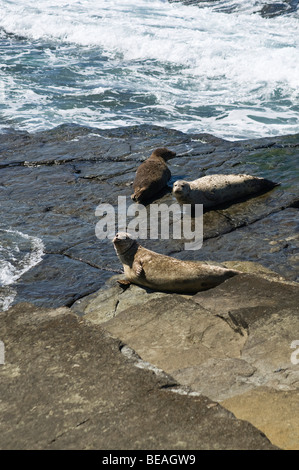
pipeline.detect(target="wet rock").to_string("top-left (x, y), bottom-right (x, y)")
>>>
top-left (260, 1), bottom-right (299, 18)
top-left (0, 303), bottom-right (277, 450)
top-left (168, 0), bottom-right (299, 17)
top-left (168, 0), bottom-right (221, 6)
top-left (0, 125), bottom-right (298, 309)
top-left (14, 254), bottom-right (114, 308)
top-left (176, 208), bottom-right (299, 282)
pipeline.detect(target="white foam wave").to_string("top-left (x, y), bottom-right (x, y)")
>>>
top-left (0, 0), bottom-right (298, 139)
top-left (1, 1), bottom-right (297, 64)
top-left (0, 229), bottom-right (44, 310)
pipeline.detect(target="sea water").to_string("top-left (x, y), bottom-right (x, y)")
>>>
top-left (0, 0), bottom-right (298, 140)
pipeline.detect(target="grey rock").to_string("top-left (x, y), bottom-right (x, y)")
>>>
top-left (14, 254), bottom-right (113, 308)
top-left (260, 1), bottom-right (299, 18)
top-left (82, 270), bottom-right (299, 448)
top-left (176, 208), bottom-right (299, 282)
top-left (71, 274), bottom-right (171, 318)
top-left (168, 0), bottom-right (299, 17)
top-left (0, 303), bottom-right (276, 450)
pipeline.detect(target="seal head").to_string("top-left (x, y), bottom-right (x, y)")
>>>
top-left (172, 180), bottom-right (192, 204)
top-left (149, 147), bottom-right (177, 161)
top-left (113, 232), bottom-right (137, 256)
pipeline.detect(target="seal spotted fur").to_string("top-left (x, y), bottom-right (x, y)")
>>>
top-left (113, 232), bottom-right (240, 293)
top-left (173, 173), bottom-right (279, 208)
top-left (131, 147), bottom-right (176, 204)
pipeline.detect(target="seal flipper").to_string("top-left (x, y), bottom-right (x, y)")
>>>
top-left (133, 259), bottom-right (144, 277)
top-left (131, 187), bottom-right (146, 202)
top-left (117, 279), bottom-right (131, 290)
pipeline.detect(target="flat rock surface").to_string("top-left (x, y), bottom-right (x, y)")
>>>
top-left (222, 387), bottom-right (299, 451)
top-left (81, 271), bottom-right (299, 449)
top-left (0, 303), bottom-right (276, 450)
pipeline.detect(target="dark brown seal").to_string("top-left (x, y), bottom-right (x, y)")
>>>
top-left (131, 147), bottom-right (176, 204)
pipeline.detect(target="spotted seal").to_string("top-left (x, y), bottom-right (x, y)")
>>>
top-left (113, 232), bottom-right (240, 293)
top-left (173, 173), bottom-right (279, 208)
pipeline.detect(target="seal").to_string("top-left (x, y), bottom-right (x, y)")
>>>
top-left (172, 173), bottom-right (279, 208)
top-left (113, 232), bottom-right (240, 293)
top-left (131, 147), bottom-right (176, 204)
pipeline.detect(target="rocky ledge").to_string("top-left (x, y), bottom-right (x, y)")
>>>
top-left (0, 124), bottom-right (298, 449)
top-left (0, 301), bottom-right (277, 450)
top-left (73, 267), bottom-right (299, 450)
